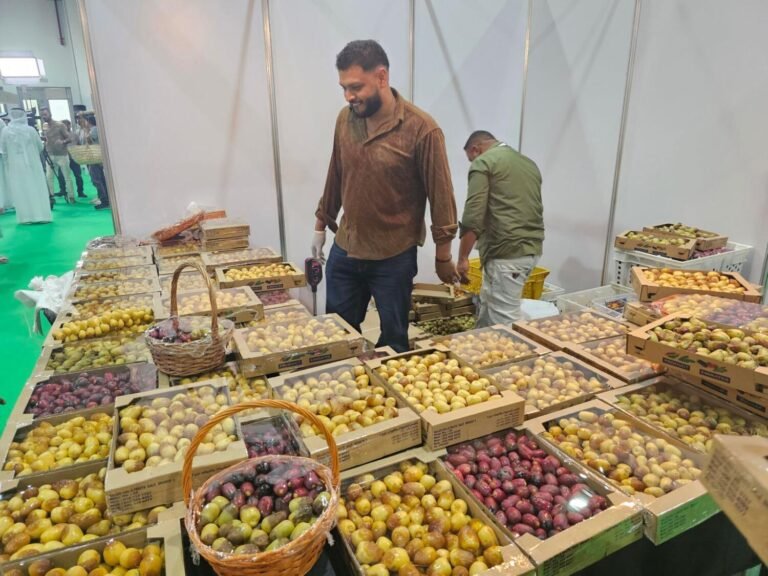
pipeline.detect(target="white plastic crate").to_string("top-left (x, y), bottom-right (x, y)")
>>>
top-left (612, 242), bottom-right (752, 286)
top-left (556, 283), bottom-right (635, 314)
top-left (540, 282), bottom-right (565, 302)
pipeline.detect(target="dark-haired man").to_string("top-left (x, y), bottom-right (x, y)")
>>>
top-left (457, 131), bottom-right (544, 326)
top-left (313, 39), bottom-right (458, 352)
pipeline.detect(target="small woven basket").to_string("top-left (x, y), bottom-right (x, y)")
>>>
top-left (145, 262), bottom-right (233, 376)
top-left (183, 399), bottom-right (340, 576)
top-left (69, 144), bottom-right (102, 165)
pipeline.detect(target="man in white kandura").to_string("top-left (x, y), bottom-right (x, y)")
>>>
top-left (0, 108), bottom-right (52, 224)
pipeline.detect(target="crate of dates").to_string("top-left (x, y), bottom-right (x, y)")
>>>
top-left (34, 334), bottom-right (153, 378)
top-left (336, 450), bottom-right (536, 576)
top-left (631, 267), bottom-right (761, 303)
top-left (156, 253), bottom-right (205, 276)
top-left (171, 361), bottom-right (271, 407)
top-left (105, 380), bottom-right (247, 515)
top-left (216, 261), bottom-right (307, 292)
top-left (513, 311), bottom-right (629, 351)
top-left (67, 276), bottom-right (161, 303)
top-left (599, 376), bottom-right (768, 453)
top-left (417, 325), bottom-right (549, 370)
top-left (526, 399), bottom-right (717, 544)
top-left (484, 352), bottom-right (624, 420)
top-left (441, 429), bottom-right (643, 576)
top-left (78, 254), bottom-right (153, 272)
top-left (157, 286), bottom-right (264, 324)
top-left (200, 246), bottom-right (282, 271)
top-left (241, 412), bottom-right (309, 459)
top-left (270, 358), bottom-right (421, 470)
top-left (63, 293), bottom-right (157, 319)
top-left (564, 335), bottom-right (664, 383)
top-left (0, 461), bottom-right (172, 565)
top-left (15, 364), bottom-right (158, 423)
top-left (73, 264), bottom-right (158, 285)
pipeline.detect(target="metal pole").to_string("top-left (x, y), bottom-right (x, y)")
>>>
top-left (408, 0), bottom-right (415, 101)
top-left (600, 0), bottom-right (643, 284)
top-left (518, 0), bottom-right (533, 152)
top-left (76, 0), bottom-right (121, 234)
top-left (262, 0), bottom-right (288, 260)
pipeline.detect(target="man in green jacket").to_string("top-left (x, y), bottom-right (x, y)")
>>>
top-left (457, 131), bottom-right (544, 326)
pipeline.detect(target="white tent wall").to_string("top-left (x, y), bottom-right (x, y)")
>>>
top-left (521, 0), bottom-right (636, 291)
top-left (413, 0), bottom-right (528, 285)
top-left (613, 0), bottom-right (768, 284)
top-left (80, 0), bottom-right (280, 248)
top-left (269, 0), bottom-right (410, 313)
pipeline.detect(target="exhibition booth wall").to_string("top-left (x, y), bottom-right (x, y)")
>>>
top-left (77, 0), bottom-right (766, 311)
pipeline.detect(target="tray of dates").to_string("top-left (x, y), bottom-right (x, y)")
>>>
top-left (631, 267), bottom-right (761, 303)
top-left (216, 261), bottom-right (307, 292)
top-left (35, 335), bottom-right (152, 377)
top-left (513, 311), bottom-right (629, 351)
top-left (78, 254), bottom-right (153, 272)
top-left (201, 247), bottom-right (282, 271)
top-left (45, 305), bottom-right (156, 348)
top-left (159, 270), bottom-right (211, 295)
top-left (172, 361), bottom-right (271, 407)
top-left (599, 376), bottom-right (768, 453)
top-left (366, 349), bottom-right (525, 451)
top-left (526, 399), bottom-right (717, 544)
top-left (270, 358), bottom-right (421, 470)
top-left (73, 264), bottom-right (157, 284)
top-left (158, 286), bottom-right (264, 323)
top-left (564, 335), bottom-right (664, 383)
top-left (442, 429), bottom-right (642, 575)
top-left (67, 276), bottom-right (161, 303)
top-left (63, 293), bottom-right (156, 318)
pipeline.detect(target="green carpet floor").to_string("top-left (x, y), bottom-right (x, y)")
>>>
top-left (0, 175), bottom-right (114, 431)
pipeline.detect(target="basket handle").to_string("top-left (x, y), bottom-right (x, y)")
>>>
top-left (170, 261), bottom-right (219, 336)
top-left (182, 399), bottom-right (340, 506)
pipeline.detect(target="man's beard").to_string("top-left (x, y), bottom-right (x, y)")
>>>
top-left (350, 91), bottom-right (382, 118)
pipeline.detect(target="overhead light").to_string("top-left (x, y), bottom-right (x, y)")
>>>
top-left (0, 56), bottom-right (44, 79)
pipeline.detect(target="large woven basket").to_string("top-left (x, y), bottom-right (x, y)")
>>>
top-left (145, 262), bottom-right (233, 376)
top-left (69, 144), bottom-right (102, 165)
top-left (183, 399), bottom-right (340, 576)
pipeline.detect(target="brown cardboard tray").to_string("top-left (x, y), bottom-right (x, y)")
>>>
top-left (155, 254), bottom-right (205, 276)
top-left (61, 292), bottom-right (158, 319)
top-left (623, 301), bottom-right (661, 326)
top-left (564, 335), bottom-right (665, 383)
top-left (199, 217), bottom-right (250, 239)
top-left (365, 347), bottom-right (526, 451)
top-left (631, 266), bottom-right (762, 303)
top-left (232, 313), bottom-right (365, 377)
top-left (201, 236), bottom-right (250, 252)
top-left (153, 240), bottom-right (202, 259)
top-left (676, 374), bottom-right (768, 420)
top-left (200, 246), bottom-right (282, 271)
top-left (269, 358), bottom-right (422, 470)
top-left (78, 253), bottom-right (154, 272)
top-left (66, 276), bottom-right (161, 303)
top-left (216, 261), bottom-right (307, 291)
top-left (33, 336), bottom-right (153, 379)
top-left (156, 285), bottom-right (264, 324)
top-left (614, 230), bottom-right (697, 260)
top-left (526, 399), bottom-right (718, 544)
top-left (80, 244), bottom-right (153, 261)
top-left (73, 264), bottom-right (158, 285)
top-left (513, 310), bottom-right (629, 351)
top-left (644, 223), bottom-right (728, 251)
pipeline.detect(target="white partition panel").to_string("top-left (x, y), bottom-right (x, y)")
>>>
top-left (522, 0), bottom-right (635, 290)
top-left (270, 0), bottom-right (409, 312)
top-left (413, 0), bottom-right (528, 282)
top-left (614, 0), bottom-right (768, 283)
top-left (82, 0), bottom-right (279, 247)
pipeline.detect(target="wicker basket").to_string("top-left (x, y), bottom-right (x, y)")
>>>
top-left (145, 262), bottom-right (233, 376)
top-left (183, 399), bottom-right (340, 576)
top-left (69, 144), bottom-right (102, 165)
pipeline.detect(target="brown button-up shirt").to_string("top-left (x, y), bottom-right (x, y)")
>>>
top-left (315, 89), bottom-right (458, 260)
top-left (44, 120), bottom-right (71, 156)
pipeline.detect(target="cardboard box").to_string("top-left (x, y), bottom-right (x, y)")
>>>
top-left (644, 223), bottom-right (728, 251)
top-left (626, 313), bottom-right (768, 397)
top-left (0, 407), bottom-right (113, 484)
top-left (259, 302), bottom-right (312, 324)
top-left (158, 270), bottom-right (212, 295)
top-left (269, 358), bottom-right (422, 470)
top-left (200, 217), bottom-right (250, 239)
top-left (13, 363), bottom-right (158, 424)
top-left (614, 230), bottom-right (697, 260)
top-left (73, 264), bottom-right (158, 284)
top-left (443, 428), bottom-right (643, 576)
top-left (78, 253), bottom-right (154, 272)
top-left (623, 301), bottom-right (660, 326)
top-left (156, 285), bottom-right (264, 324)
top-left (677, 374), bottom-right (768, 420)
top-left (337, 450), bottom-right (536, 576)
top-left (33, 337), bottom-right (153, 379)
top-left (200, 246), bottom-right (282, 271)
top-left (155, 254), bottom-right (205, 276)
top-left (61, 292), bottom-right (158, 318)
top-left (233, 313), bottom-right (365, 377)
top-left (701, 435), bottom-right (768, 566)
top-left (66, 276), bottom-right (161, 303)
top-left (43, 303), bottom-right (161, 349)
top-left (417, 324), bottom-right (549, 370)
top-left (365, 348), bottom-right (526, 450)
top-left (201, 236), bottom-right (250, 252)
top-left (412, 282), bottom-right (456, 301)
top-left (0, 522), bottom-right (184, 576)
top-left (153, 240), bottom-right (201, 259)
top-left (513, 311), bottom-right (629, 351)
top-left (215, 261), bottom-right (307, 292)
top-left (484, 351), bottom-right (626, 421)
top-left (631, 267), bottom-right (762, 303)
top-left (81, 244), bottom-right (154, 261)
top-left (526, 399), bottom-right (718, 544)
top-left (564, 335), bottom-right (665, 383)
top-left (597, 375), bottom-right (767, 453)
top-left (105, 380), bottom-right (248, 515)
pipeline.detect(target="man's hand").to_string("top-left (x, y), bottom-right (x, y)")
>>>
top-left (311, 230), bottom-right (327, 264)
top-left (436, 258), bottom-right (458, 284)
top-left (456, 257), bottom-right (470, 285)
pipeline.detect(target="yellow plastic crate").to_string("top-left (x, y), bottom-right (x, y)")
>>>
top-left (461, 261), bottom-right (550, 300)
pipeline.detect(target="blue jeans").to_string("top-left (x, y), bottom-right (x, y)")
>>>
top-left (326, 243), bottom-right (417, 353)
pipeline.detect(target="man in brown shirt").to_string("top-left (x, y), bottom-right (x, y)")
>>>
top-left (41, 107), bottom-right (75, 203)
top-left (313, 40), bottom-right (458, 352)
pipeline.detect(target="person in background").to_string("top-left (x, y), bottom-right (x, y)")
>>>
top-left (0, 113), bottom-right (10, 211)
top-left (0, 108), bottom-right (52, 224)
top-left (457, 130), bottom-right (544, 326)
top-left (85, 114), bottom-right (110, 211)
top-left (312, 40), bottom-right (459, 352)
top-left (40, 107), bottom-right (75, 203)
top-left (62, 119), bottom-right (86, 199)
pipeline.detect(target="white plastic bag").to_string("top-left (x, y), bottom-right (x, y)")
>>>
top-left (15, 271), bottom-right (75, 333)
top-left (520, 298), bottom-right (560, 320)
